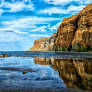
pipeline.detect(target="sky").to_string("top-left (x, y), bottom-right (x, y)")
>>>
top-left (0, 0), bottom-right (92, 51)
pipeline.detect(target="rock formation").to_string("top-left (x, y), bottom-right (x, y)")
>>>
top-left (30, 33), bottom-right (57, 51)
top-left (30, 3), bottom-right (92, 52)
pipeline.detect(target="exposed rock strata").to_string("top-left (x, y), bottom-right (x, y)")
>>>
top-left (30, 33), bottom-right (56, 51)
top-left (30, 4), bottom-right (92, 51)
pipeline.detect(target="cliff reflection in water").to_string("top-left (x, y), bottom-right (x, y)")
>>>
top-left (34, 58), bottom-right (92, 91)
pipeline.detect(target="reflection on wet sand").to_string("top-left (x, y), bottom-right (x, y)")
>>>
top-left (34, 58), bottom-right (92, 91)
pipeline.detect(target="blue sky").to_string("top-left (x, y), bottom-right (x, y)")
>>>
top-left (0, 0), bottom-right (92, 51)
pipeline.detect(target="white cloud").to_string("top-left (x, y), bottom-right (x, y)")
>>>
top-left (67, 5), bottom-right (85, 11)
top-left (18, 17), bottom-right (60, 24)
top-left (0, 16), bottom-right (60, 42)
top-left (39, 5), bottom-right (85, 15)
top-left (44, 0), bottom-right (92, 5)
top-left (29, 34), bottom-right (49, 37)
top-left (0, 31), bottom-right (28, 42)
top-left (2, 17), bottom-right (60, 29)
top-left (0, 1), bottom-right (34, 12)
top-left (39, 7), bottom-right (66, 15)
top-left (0, 28), bottom-right (29, 34)
top-left (0, 27), bottom-right (29, 42)
top-left (44, 0), bottom-right (73, 5)
top-left (49, 22), bottom-right (61, 31)
top-left (30, 26), bottom-right (47, 32)
top-left (75, 0), bottom-right (92, 4)
top-left (0, 9), bottom-right (3, 15)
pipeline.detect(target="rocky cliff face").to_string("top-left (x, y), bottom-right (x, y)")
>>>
top-left (30, 33), bottom-right (56, 51)
top-left (30, 3), bottom-right (92, 51)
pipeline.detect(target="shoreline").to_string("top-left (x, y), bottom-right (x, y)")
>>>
top-left (0, 51), bottom-right (92, 53)
top-left (0, 51), bottom-right (92, 59)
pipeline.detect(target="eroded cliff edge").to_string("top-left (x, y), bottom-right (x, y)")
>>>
top-left (30, 3), bottom-right (92, 52)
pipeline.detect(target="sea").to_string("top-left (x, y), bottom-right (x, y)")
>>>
top-left (0, 51), bottom-right (91, 92)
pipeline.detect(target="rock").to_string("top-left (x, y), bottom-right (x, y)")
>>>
top-left (72, 4), bottom-right (92, 51)
top-left (55, 15), bottom-right (78, 50)
top-left (30, 38), bottom-right (49, 51)
top-left (55, 3), bottom-right (92, 51)
top-left (30, 33), bottom-right (57, 51)
top-left (30, 3), bottom-right (92, 52)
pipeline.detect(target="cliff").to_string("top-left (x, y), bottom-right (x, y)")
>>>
top-left (30, 33), bottom-right (56, 51)
top-left (30, 3), bottom-right (92, 52)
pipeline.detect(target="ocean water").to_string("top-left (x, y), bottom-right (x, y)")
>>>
top-left (0, 52), bottom-right (92, 92)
